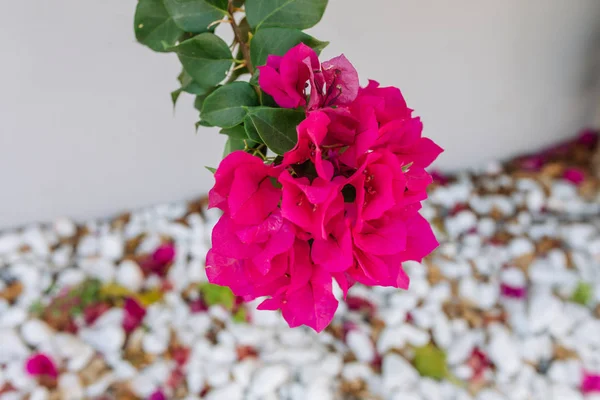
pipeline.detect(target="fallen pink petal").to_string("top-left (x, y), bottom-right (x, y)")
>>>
top-left (123, 297), bottom-right (147, 333)
top-left (563, 167), bottom-right (586, 185)
top-left (582, 372), bottom-right (600, 394)
top-left (25, 354), bottom-right (58, 380)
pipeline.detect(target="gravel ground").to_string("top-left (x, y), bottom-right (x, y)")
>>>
top-left (1, 133), bottom-right (600, 400)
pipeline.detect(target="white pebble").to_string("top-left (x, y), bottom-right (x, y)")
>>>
top-left (249, 365), bottom-right (290, 397)
top-left (20, 320), bottom-right (53, 346)
top-left (115, 260), bottom-right (144, 292)
top-left (346, 330), bottom-right (375, 363)
top-left (382, 353), bottom-right (419, 392)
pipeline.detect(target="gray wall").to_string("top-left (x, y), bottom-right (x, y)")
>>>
top-left (2, 0), bottom-right (600, 228)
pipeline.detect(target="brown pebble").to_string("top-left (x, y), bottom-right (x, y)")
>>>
top-left (78, 357), bottom-right (110, 386)
top-left (0, 281), bottom-right (23, 303)
top-left (553, 344), bottom-right (579, 360)
top-left (541, 162), bottom-right (565, 179)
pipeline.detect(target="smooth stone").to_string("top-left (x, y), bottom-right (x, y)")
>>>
top-left (21, 319), bottom-right (53, 346)
top-left (115, 260), bottom-right (144, 292)
top-left (346, 330), bottom-right (375, 363)
top-left (249, 365), bottom-right (290, 397)
top-left (382, 354), bottom-right (419, 392)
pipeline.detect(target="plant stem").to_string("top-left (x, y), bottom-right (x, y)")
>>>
top-left (228, 0), bottom-right (254, 75)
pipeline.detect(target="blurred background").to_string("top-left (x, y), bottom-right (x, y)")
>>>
top-left (2, 0), bottom-right (600, 228)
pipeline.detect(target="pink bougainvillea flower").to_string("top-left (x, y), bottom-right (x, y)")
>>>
top-left (209, 151), bottom-right (282, 225)
top-left (211, 210), bottom-right (294, 276)
top-left (320, 54), bottom-right (359, 107)
top-left (258, 241), bottom-right (338, 332)
top-left (375, 117), bottom-right (443, 169)
top-left (338, 94), bottom-right (380, 168)
top-left (359, 80), bottom-right (412, 125)
top-left (500, 283), bottom-right (527, 299)
top-left (582, 372), bottom-right (600, 393)
top-left (25, 353), bottom-right (58, 380)
top-left (279, 171), bottom-right (344, 239)
top-left (205, 250), bottom-right (256, 297)
top-left (258, 43), bottom-right (321, 109)
top-left (311, 214), bottom-right (353, 272)
top-left (563, 167), bottom-right (586, 185)
top-left (123, 297), bottom-right (146, 333)
top-left (351, 149), bottom-right (407, 223)
top-left (390, 205), bottom-right (438, 263)
top-left (283, 111), bottom-right (334, 180)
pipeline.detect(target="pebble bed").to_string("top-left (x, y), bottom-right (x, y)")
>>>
top-left (1, 133), bottom-right (600, 400)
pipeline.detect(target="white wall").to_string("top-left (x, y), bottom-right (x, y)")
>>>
top-left (2, 0), bottom-right (600, 229)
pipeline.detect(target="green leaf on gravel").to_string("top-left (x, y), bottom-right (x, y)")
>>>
top-left (200, 283), bottom-right (235, 309)
top-left (571, 281), bottom-right (594, 305)
top-left (413, 343), bottom-right (448, 380)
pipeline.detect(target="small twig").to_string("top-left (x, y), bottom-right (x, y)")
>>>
top-left (207, 19), bottom-right (231, 29)
top-left (228, 0), bottom-right (254, 74)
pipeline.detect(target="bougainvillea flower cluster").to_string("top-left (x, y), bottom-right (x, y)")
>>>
top-left (206, 44), bottom-right (442, 332)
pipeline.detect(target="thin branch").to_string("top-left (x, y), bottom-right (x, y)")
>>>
top-left (228, 0), bottom-right (254, 75)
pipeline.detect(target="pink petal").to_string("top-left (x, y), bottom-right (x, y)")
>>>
top-left (123, 297), bottom-right (146, 333)
top-left (353, 217), bottom-right (407, 256)
top-left (312, 217), bottom-right (353, 272)
top-left (321, 54), bottom-right (359, 106)
top-left (258, 65), bottom-right (301, 109)
top-left (25, 353), bottom-right (58, 379)
top-left (228, 166), bottom-right (281, 225)
top-left (582, 372), bottom-right (600, 393)
top-left (152, 243), bottom-right (175, 265)
top-left (281, 267), bottom-right (338, 332)
top-left (563, 168), bottom-right (586, 185)
top-left (205, 249), bottom-right (256, 297)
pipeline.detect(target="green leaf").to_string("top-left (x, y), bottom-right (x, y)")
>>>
top-left (250, 27), bottom-right (328, 67)
top-left (174, 33), bottom-right (234, 88)
top-left (245, 107), bottom-right (304, 154)
top-left (135, 0), bottom-right (185, 52)
top-left (220, 124), bottom-right (248, 140)
top-left (223, 137), bottom-right (247, 157)
top-left (194, 86), bottom-right (219, 111)
top-left (163, 0), bottom-right (228, 33)
top-left (246, 0), bottom-right (328, 30)
top-left (571, 282), bottom-right (594, 305)
top-left (178, 70), bottom-right (212, 95)
top-left (201, 82), bottom-right (259, 128)
top-left (200, 283), bottom-right (235, 309)
top-left (243, 115), bottom-right (262, 143)
top-left (205, 166), bottom-right (217, 174)
top-left (414, 343), bottom-right (448, 380)
top-left (171, 89), bottom-right (182, 107)
top-left (233, 0), bottom-right (246, 6)
top-left (233, 307), bottom-right (247, 323)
